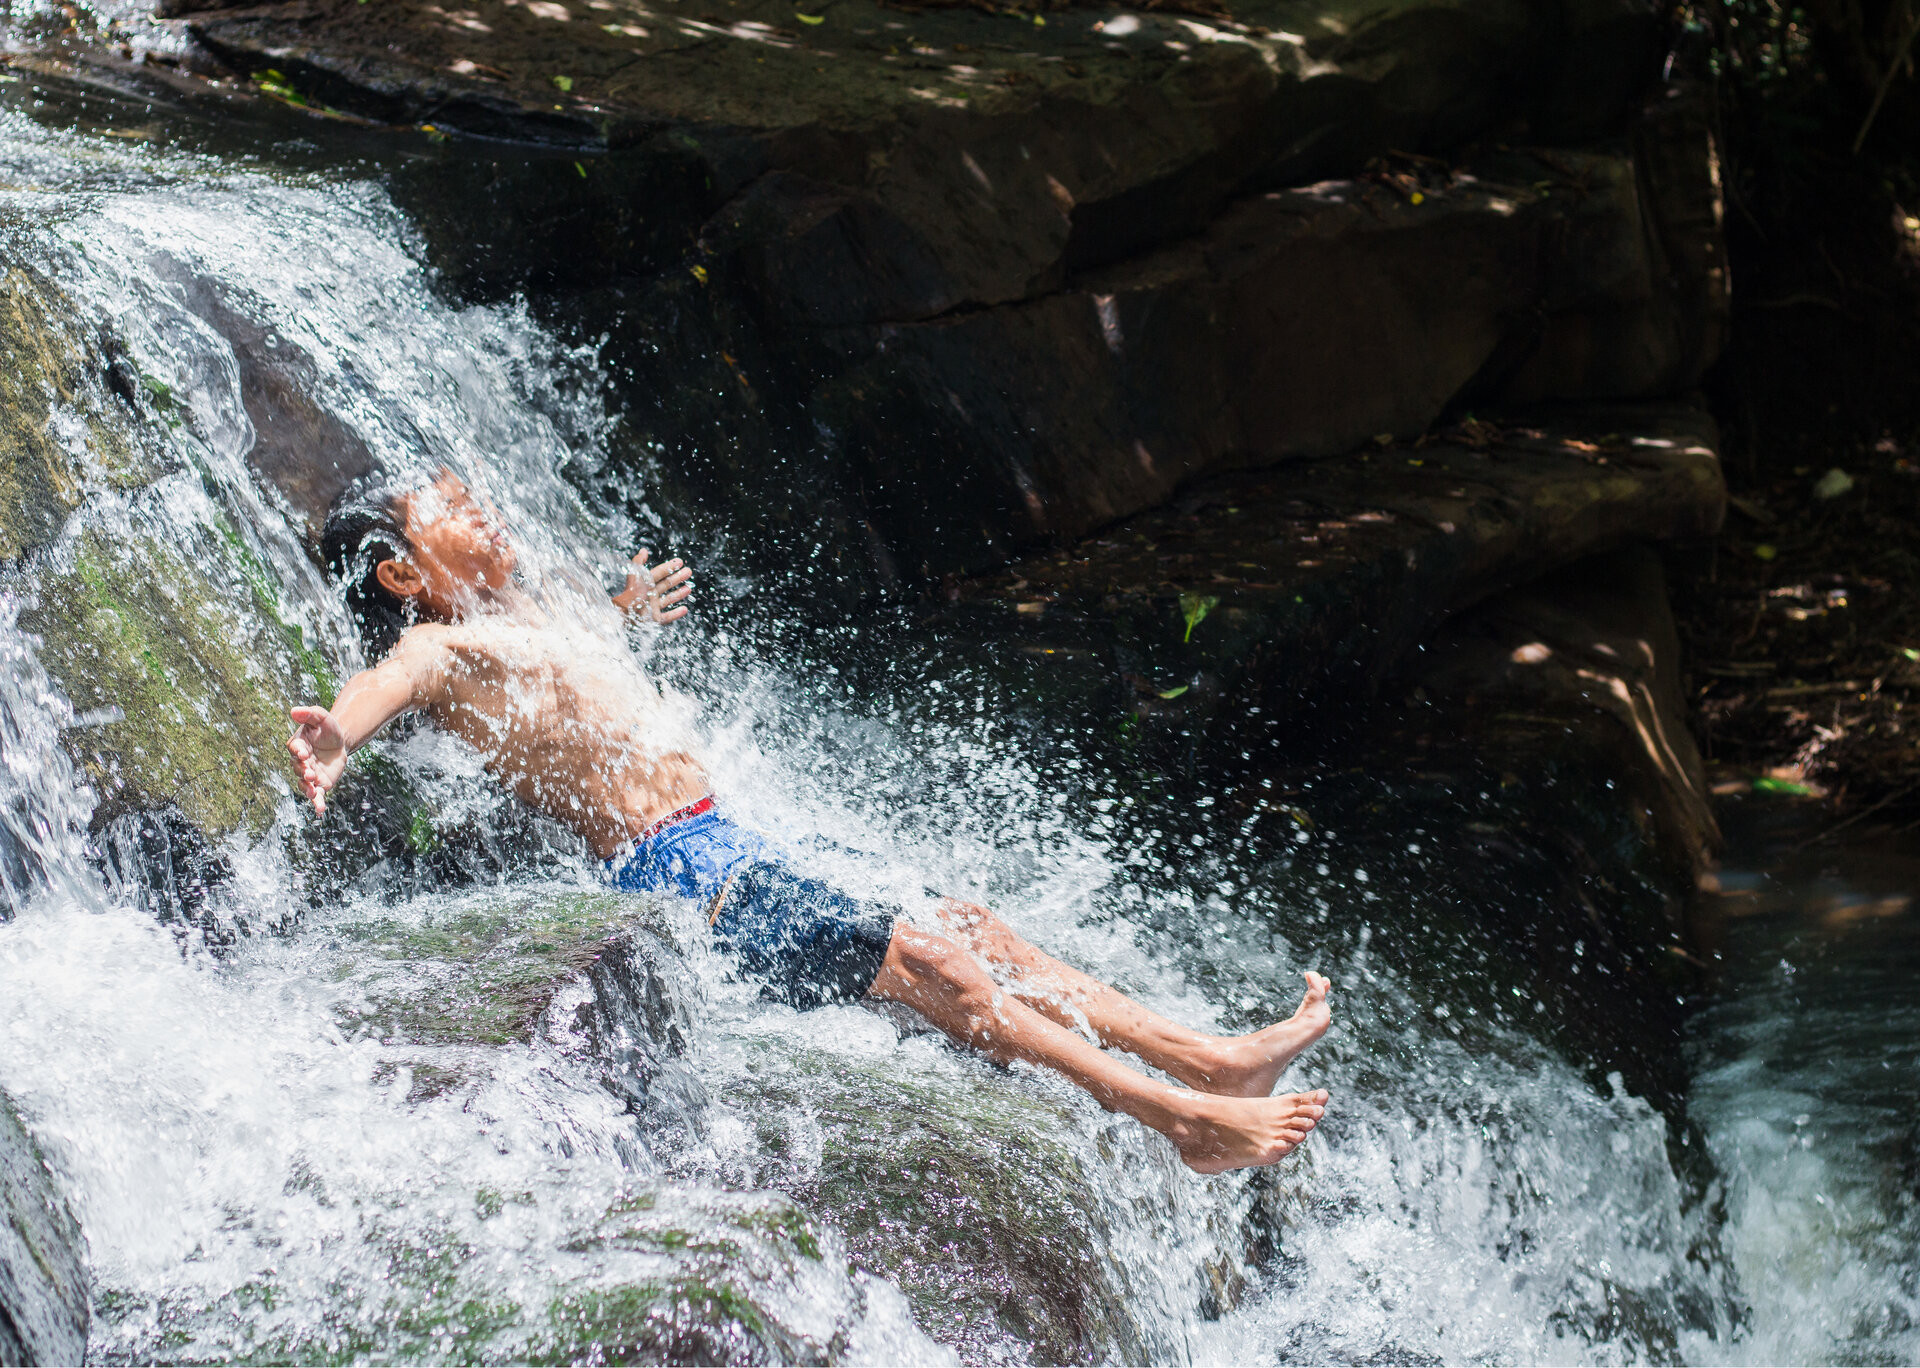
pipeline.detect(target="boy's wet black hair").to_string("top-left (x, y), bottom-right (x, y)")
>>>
top-left (320, 471), bottom-right (429, 660)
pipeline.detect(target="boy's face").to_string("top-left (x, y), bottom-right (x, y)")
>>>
top-left (376, 470), bottom-right (517, 613)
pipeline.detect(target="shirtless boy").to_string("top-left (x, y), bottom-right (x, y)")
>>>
top-left (288, 469), bottom-right (1332, 1174)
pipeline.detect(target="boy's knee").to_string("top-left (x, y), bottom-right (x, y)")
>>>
top-left (936, 898), bottom-right (1020, 960)
top-left (884, 927), bottom-right (998, 1019)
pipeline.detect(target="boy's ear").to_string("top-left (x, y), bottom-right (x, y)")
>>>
top-left (375, 557), bottom-right (425, 599)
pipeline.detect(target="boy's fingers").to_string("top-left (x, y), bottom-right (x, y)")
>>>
top-left (658, 605), bottom-right (689, 623)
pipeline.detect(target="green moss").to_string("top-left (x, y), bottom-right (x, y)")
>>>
top-left (22, 526), bottom-right (307, 837)
top-left (331, 891), bottom-right (664, 1047)
top-left (0, 266), bottom-right (168, 562)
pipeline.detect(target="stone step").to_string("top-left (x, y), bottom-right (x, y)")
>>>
top-left (921, 398), bottom-right (1724, 751)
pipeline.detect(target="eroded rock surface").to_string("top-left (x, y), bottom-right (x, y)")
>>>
top-left (0, 1093), bottom-right (88, 1367)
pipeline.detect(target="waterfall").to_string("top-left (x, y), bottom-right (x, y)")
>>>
top-left (0, 81), bottom-right (1912, 1367)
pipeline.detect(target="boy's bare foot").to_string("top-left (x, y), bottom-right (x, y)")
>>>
top-left (1194, 972), bottom-right (1332, 1098)
top-left (1167, 1088), bottom-right (1330, 1174)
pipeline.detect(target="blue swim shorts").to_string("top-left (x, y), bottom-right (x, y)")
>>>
top-left (607, 798), bottom-right (899, 1010)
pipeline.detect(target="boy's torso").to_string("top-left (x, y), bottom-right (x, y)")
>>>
top-left (397, 618), bottom-right (708, 857)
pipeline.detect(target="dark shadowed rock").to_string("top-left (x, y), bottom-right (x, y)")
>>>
top-left (925, 400), bottom-right (1724, 759)
top-left (1413, 542), bottom-right (1720, 887)
top-left (0, 1093), bottom-right (88, 1367)
top-left (176, 0), bottom-right (1661, 303)
top-left (156, 265), bottom-right (378, 547)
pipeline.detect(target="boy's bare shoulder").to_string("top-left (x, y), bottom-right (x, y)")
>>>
top-left (391, 617), bottom-right (552, 663)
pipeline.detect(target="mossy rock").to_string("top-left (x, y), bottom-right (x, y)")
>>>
top-left (325, 887), bottom-right (701, 1124)
top-left (332, 889), bottom-right (671, 1049)
top-left (536, 1189), bottom-right (843, 1365)
top-left (0, 265), bottom-right (168, 563)
top-left (18, 518), bottom-right (328, 840)
top-left (714, 1033), bottom-right (1180, 1364)
top-left (1, 264), bottom-right (325, 843)
top-left (98, 1155), bottom-right (861, 1363)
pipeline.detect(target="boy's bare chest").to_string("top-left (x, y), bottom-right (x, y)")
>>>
top-left (432, 633), bottom-right (642, 746)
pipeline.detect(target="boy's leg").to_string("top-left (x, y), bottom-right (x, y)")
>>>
top-left (868, 923), bottom-right (1329, 1174)
top-left (932, 899), bottom-right (1330, 1099)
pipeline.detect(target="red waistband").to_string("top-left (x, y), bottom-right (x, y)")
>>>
top-left (631, 794), bottom-right (715, 846)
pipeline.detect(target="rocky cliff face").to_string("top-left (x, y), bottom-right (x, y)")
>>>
top-left (51, 0), bottom-right (1707, 600)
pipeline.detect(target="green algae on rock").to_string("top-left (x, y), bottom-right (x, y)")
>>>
top-left (0, 264), bottom-right (327, 842)
top-left (0, 265), bottom-right (167, 563)
top-left (331, 890), bottom-right (679, 1050)
top-left (706, 1027), bottom-right (1246, 1363)
top-left (20, 521), bottom-right (322, 839)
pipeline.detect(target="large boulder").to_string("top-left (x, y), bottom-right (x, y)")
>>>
top-left (0, 266), bottom-right (326, 851)
top-left (173, 0), bottom-right (1662, 303)
top-left (0, 1092), bottom-right (89, 1366)
top-left (695, 1019), bottom-right (1254, 1363)
top-left (801, 114), bottom-right (1727, 580)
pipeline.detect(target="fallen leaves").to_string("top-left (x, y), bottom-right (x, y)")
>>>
top-left (1179, 591), bottom-right (1219, 642)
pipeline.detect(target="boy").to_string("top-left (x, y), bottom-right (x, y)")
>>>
top-left (288, 468), bottom-right (1332, 1173)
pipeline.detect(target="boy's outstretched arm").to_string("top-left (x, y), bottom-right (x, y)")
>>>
top-left (286, 645), bottom-right (435, 815)
top-left (612, 549), bottom-right (693, 624)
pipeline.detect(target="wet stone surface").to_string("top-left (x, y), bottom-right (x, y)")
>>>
top-left (0, 1091), bottom-right (90, 1367)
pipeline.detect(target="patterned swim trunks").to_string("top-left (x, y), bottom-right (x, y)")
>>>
top-left (607, 798), bottom-right (898, 1009)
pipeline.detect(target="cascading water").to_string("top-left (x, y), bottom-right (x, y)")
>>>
top-left (0, 79), bottom-right (1913, 1366)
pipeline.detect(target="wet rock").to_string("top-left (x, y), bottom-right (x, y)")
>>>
top-left (0, 264), bottom-right (325, 847)
top-left (0, 1092), bottom-right (89, 1367)
top-left (328, 888), bottom-right (700, 1118)
top-left (156, 265), bottom-right (378, 547)
top-left (18, 521), bottom-right (326, 841)
top-left (541, 1188), bottom-right (852, 1365)
top-left (706, 1030), bottom-right (1234, 1364)
top-left (92, 805), bottom-right (245, 944)
top-left (0, 266), bottom-right (167, 562)
top-left (927, 400), bottom-right (1724, 761)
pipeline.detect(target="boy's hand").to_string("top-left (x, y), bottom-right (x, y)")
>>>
top-left (613, 549), bottom-right (693, 624)
top-left (287, 706), bottom-right (349, 815)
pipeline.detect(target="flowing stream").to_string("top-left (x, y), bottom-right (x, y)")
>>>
top-left (0, 81), bottom-right (1914, 1365)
